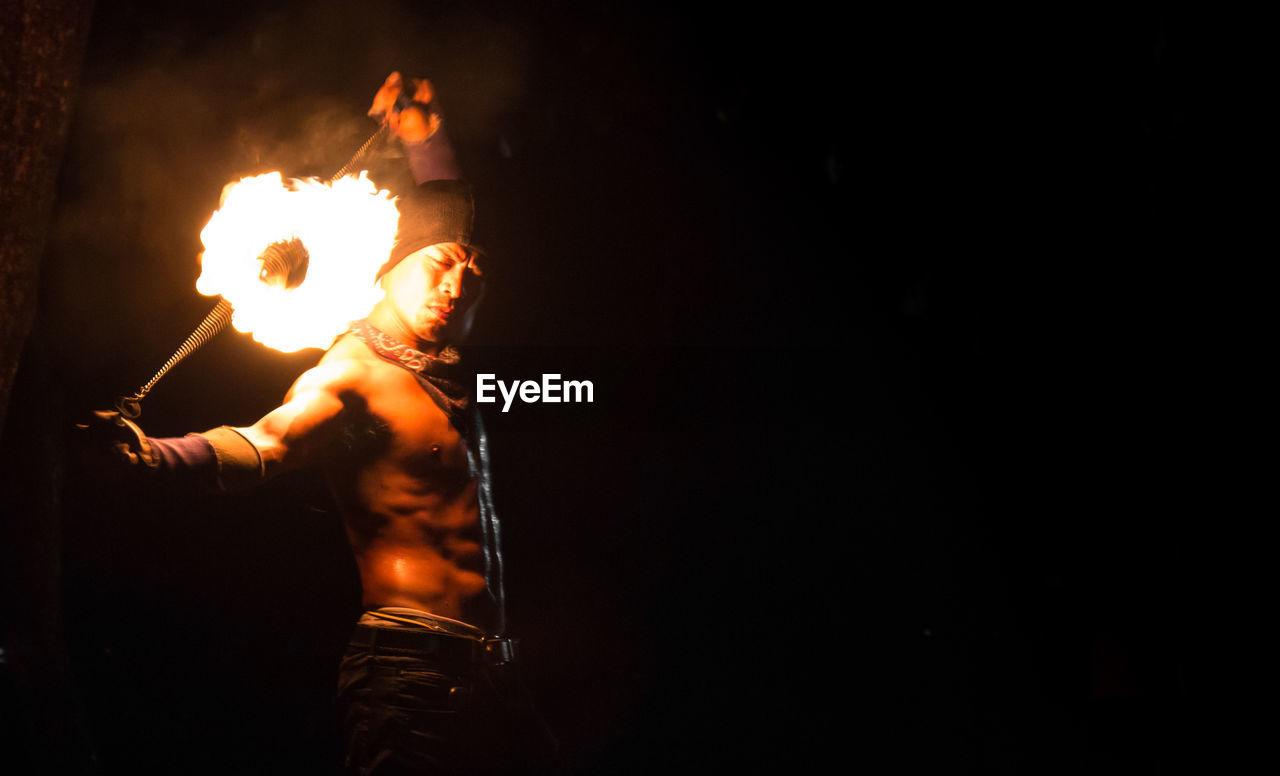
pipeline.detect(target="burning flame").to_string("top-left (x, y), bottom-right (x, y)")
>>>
top-left (197, 171), bottom-right (399, 352)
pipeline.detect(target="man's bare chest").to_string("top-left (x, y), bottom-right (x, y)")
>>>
top-left (343, 365), bottom-right (471, 480)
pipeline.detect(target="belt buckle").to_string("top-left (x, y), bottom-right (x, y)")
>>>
top-left (482, 637), bottom-right (517, 667)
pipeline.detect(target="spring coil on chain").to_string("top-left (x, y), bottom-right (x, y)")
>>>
top-left (115, 299), bottom-right (234, 419)
top-left (114, 125), bottom-right (387, 420)
top-left (329, 124), bottom-right (387, 181)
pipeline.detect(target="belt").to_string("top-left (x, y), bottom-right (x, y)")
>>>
top-left (348, 622), bottom-right (484, 665)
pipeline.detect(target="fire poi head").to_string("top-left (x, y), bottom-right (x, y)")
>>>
top-left (196, 172), bottom-right (400, 353)
top-left (379, 179), bottom-right (476, 279)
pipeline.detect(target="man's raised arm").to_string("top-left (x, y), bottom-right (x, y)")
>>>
top-left (369, 71), bottom-right (461, 183)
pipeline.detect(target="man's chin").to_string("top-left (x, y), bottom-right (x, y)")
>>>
top-left (414, 322), bottom-right (465, 350)
top-left (412, 312), bottom-right (471, 348)
top-left (411, 329), bottom-right (445, 348)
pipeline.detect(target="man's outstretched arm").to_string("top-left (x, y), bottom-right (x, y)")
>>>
top-left (231, 360), bottom-right (362, 482)
top-left (86, 360), bottom-right (363, 492)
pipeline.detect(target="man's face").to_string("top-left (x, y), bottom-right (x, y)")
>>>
top-left (382, 242), bottom-right (485, 347)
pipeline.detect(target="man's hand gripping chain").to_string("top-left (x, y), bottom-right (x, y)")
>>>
top-left (79, 410), bottom-right (159, 469)
top-left (368, 71), bottom-right (441, 145)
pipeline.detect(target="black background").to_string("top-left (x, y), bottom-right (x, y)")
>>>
top-left (2, 1), bottom-right (1227, 773)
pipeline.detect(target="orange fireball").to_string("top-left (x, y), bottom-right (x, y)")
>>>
top-left (197, 172), bottom-right (399, 352)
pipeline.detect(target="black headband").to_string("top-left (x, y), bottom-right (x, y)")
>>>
top-left (379, 179), bottom-right (475, 278)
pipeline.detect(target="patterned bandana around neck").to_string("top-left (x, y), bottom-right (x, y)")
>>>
top-left (347, 319), bottom-right (471, 434)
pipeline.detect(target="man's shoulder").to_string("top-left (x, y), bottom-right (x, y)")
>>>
top-left (306, 334), bottom-right (441, 415)
top-left (320, 333), bottom-right (374, 366)
top-left (287, 336), bottom-right (379, 397)
top-left (311, 333), bottom-right (409, 388)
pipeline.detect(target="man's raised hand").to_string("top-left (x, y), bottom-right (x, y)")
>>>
top-left (368, 71), bottom-right (440, 145)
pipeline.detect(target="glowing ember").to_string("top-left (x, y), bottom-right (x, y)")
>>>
top-left (196, 171), bottom-right (399, 352)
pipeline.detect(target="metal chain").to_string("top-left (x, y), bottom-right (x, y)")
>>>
top-left (116, 298), bottom-right (233, 418)
top-left (330, 124), bottom-right (388, 182)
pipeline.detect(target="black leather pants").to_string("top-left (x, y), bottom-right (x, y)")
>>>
top-left (336, 609), bottom-right (555, 775)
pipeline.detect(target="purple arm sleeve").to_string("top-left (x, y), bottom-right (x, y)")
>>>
top-left (148, 435), bottom-right (220, 492)
top-left (404, 107), bottom-right (461, 183)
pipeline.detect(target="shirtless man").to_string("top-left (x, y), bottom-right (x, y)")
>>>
top-left (91, 74), bottom-right (545, 774)
top-left (237, 215), bottom-right (489, 624)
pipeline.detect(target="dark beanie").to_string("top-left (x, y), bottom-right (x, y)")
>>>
top-left (379, 179), bottom-right (475, 278)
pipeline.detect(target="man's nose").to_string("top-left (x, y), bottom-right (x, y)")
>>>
top-left (440, 265), bottom-right (466, 299)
